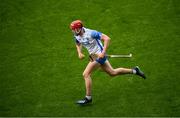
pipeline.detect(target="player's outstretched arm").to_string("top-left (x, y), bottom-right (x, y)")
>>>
top-left (76, 44), bottom-right (85, 60)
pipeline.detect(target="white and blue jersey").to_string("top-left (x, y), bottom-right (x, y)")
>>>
top-left (74, 27), bottom-right (103, 55)
top-left (73, 27), bottom-right (107, 65)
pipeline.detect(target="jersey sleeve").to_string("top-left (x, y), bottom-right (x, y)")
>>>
top-left (91, 30), bottom-right (102, 40)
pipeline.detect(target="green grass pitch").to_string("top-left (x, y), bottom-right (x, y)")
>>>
top-left (0, 0), bottom-right (180, 116)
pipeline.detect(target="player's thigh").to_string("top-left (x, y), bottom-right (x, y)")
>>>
top-left (83, 61), bottom-right (100, 76)
top-left (100, 60), bottom-right (114, 74)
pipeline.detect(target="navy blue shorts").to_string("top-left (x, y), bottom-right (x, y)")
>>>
top-left (95, 56), bottom-right (107, 65)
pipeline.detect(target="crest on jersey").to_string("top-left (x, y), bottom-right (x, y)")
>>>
top-left (80, 38), bottom-right (89, 45)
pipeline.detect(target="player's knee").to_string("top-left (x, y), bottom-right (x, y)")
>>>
top-left (108, 70), bottom-right (117, 77)
top-left (82, 72), bottom-right (90, 79)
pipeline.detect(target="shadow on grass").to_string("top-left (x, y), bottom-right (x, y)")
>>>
top-left (75, 103), bottom-right (93, 107)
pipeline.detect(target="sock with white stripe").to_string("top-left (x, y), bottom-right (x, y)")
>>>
top-left (132, 69), bottom-right (137, 74)
top-left (86, 96), bottom-right (92, 100)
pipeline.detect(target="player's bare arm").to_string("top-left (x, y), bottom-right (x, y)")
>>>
top-left (98, 34), bottom-right (110, 58)
top-left (76, 44), bottom-right (85, 60)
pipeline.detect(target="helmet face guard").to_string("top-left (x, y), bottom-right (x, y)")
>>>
top-left (72, 28), bottom-right (82, 35)
top-left (70, 20), bottom-right (83, 35)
